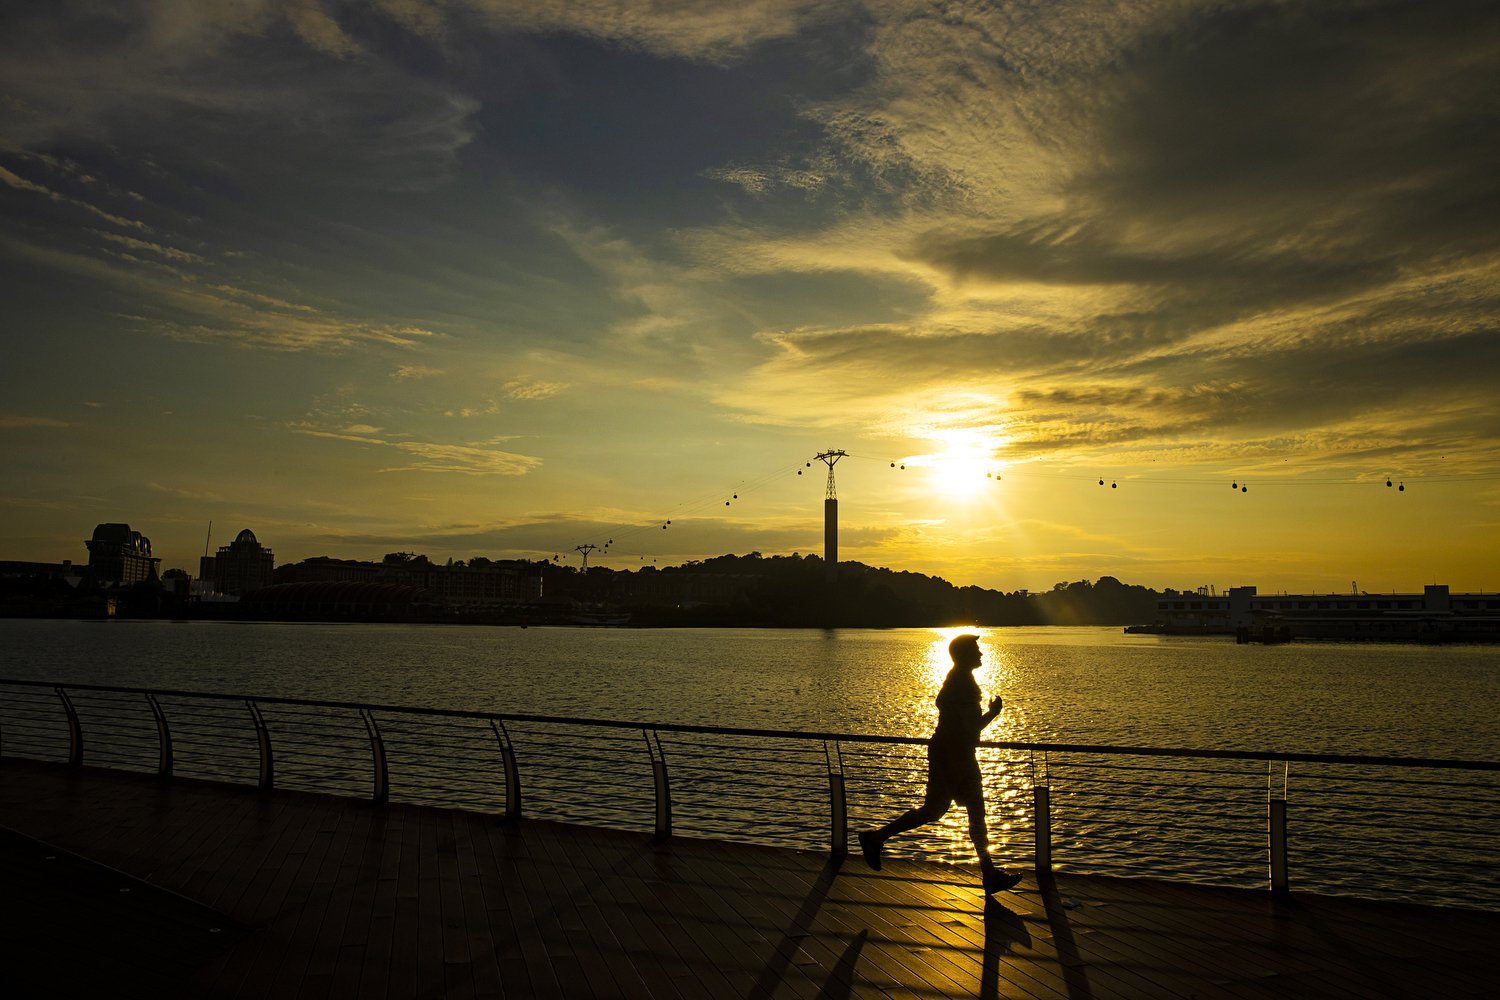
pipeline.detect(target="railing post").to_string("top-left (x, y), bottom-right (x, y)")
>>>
top-left (361, 709), bottom-right (388, 803)
top-left (825, 740), bottom-right (847, 859)
top-left (645, 729), bottom-right (671, 840)
top-left (1032, 750), bottom-right (1052, 872)
top-left (56, 687), bottom-right (82, 767)
top-left (246, 700), bottom-right (274, 789)
top-left (490, 719), bottom-right (522, 821)
top-left (1269, 761), bottom-right (1289, 896)
top-left (145, 693), bottom-right (173, 777)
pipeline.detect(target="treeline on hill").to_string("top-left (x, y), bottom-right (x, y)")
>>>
top-left (553, 552), bottom-right (1161, 628)
top-left (0, 550), bottom-right (1164, 628)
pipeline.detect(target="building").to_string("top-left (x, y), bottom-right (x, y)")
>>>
top-left (0, 560), bottom-right (84, 587)
top-left (201, 528), bottom-right (274, 596)
top-left (273, 556), bottom-right (542, 607)
top-left (238, 581), bottom-right (428, 622)
top-left (161, 568), bottom-right (193, 599)
top-left (385, 559), bottom-right (542, 607)
top-left (1147, 585), bottom-right (1500, 642)
top-left (85, 523), bottom-right (161, 586)
top-left (274, 557), bottom-right (382, 586)
top-left (616, 568), bottom-right (756, 608)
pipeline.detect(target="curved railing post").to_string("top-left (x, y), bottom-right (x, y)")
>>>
top-left (146, 692), bottom-right (173, 777)
top-left (246, 699), bottom-right (274, 789)
top-left (490, 719), bottom-right (522, 820)
top-left (646, 729), bottom-right (671, 840)
top-left (361, 709), bottom-right (388, 803)
top-left (56, 687), bottom-right (83, 767)
top-left (1031, 749), bottom-right (1052, 873)
top-left (1269, 760), bottom-right (1290, 896)
top-left (825, 739), bottom-right (847, 859)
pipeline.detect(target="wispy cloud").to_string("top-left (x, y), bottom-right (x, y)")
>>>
top-left (1, 163), bottom-right (151, 230)
top-left (393, 364), bottom-right (443, 381)
top-left (92, 230), bottom-right (204, 264)
top-left (0, 415), bottom-right (69, 429)
top-left (468, 0), bottom-right (835, 63)
top-left (503, 377), bottom-right (566, 400)
top-left (146, 482), bottom-right (227, 502)
top-left (296, 424), bottom-right (542, 476)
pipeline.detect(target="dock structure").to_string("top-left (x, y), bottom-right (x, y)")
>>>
top-left (2, 759), bottom-right (1496, 999)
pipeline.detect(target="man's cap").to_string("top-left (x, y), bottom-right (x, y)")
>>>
top-left (948, 633), bottom-right (981, 657)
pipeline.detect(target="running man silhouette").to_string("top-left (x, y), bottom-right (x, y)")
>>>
top-left (859, 633), bottom-right (1023, 894)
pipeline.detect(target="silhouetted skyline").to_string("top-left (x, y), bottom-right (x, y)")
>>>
top-left (2, 2), bottom-right (1498, 594)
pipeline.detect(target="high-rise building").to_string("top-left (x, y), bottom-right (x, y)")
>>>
top-left (203, 528), bottom-right (274, 596)
top-left (86, 523), bottom-right (161, 586)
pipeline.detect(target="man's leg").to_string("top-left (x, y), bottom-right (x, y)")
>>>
top-left (860, 789), bottom-right (950, 870)
top-left (966, 796), bottom-right (1023, 893)
top-left (965, 797), bottom-right (995, 873)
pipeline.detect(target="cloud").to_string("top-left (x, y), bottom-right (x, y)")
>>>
top-left (445, 403), bottom-right (499, 418)
top-left (652, 0), bottom-right (1500, 479)
top-left (146, 482), bottom-right (227, 502)
top-left (92, 230), bottom-right (205, 264)
top-left (703, 162), bottom-right (829, 196)
top-left (503, 377), bottom-right (566, 400)
top-left (467, 0), bottom-right (840, 63)
top-left (0, 164), bottom-right (50, 196)
top-left (1, 163), bottom-right (151, 230)
top-left (0, 494), bottom-right (78, 511)
top-left (0, 415), bottom-right (69, 429)
top-left (393, 364), bottom-right (443, 380)
top-left (0, 3), bottom-right (479, 189)
top-left (379, 440), bottom-right (544, 476)
top-left (311, 511), bottom-right (828, 562)
top-left (296, 424), bottom-right (542, 476)
top-left (145, 296), bottom-right (439, 353)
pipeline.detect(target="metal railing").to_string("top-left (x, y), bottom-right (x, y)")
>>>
top-left (3, 678), bottom-right (1498, 911)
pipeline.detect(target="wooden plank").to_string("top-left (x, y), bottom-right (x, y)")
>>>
top-left (355, 814), bottom-right (401, 1000)
top-left (448, 809), bottom-right (505, 999)
top-left (478, 823), bottom-right (565, 997)
top-left (4, 758), bottom-right (1500, 1000)
top-left (300, 799), bottom-right (377, 996)
top-left (326, 809), bottom-right (386, 1000)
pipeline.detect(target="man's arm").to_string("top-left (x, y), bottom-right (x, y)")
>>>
top-left (980, 695), bottom-right (1003, 729)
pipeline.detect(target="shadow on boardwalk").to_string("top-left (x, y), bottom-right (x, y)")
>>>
top-left (2, 758), bottom-right (1497, 999)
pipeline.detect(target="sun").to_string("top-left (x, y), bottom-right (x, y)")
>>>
top-left (925, 444), bottom-right (1003, 501)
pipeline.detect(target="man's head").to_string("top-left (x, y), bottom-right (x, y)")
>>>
top-left (949, 633), bottom-right (982, 668)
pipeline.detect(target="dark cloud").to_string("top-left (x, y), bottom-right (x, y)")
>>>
top-left (0, 4), bottom-right (478, 191)
top-left (1088, 0), bottom-right (1500, 243)
top-left (315, 513), bottom-right (826, 562)
top-left (462, 15), bottom-right (880, 232)
top-left (907, 0), bottom-right (1500, 376)
top-left (1131, 326), bottom-right (1500, 432)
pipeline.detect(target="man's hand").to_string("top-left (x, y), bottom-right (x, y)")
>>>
top-left (988, 696), bottom-right (1003, 714)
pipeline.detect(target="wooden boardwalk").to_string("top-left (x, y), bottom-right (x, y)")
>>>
top-left (1, 759), bottom-right (1495, 999)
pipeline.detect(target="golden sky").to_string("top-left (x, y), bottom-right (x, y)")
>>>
top-left (2, 1), bottom-right (1498, 593)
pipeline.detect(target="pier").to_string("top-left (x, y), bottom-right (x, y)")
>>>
top-left (3, 758), bottom-right (1497, 999)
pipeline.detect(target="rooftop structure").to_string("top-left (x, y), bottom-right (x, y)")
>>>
top-left (84, 523), bottom-right (160, 587)
top-left (200, 528), bottom-right (274, 596)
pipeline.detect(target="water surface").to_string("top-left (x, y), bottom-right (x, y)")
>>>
top-left (3, 620), bottom-right (1496, 759)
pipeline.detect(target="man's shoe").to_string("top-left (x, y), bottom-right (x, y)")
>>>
top-left (858, 831), bottom-right (883, 871)
top-left (983, 869), bottom-right (1023, 894)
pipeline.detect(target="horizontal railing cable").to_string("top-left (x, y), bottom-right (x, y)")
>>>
top-left (3, 676), bottom-right (1499, 911)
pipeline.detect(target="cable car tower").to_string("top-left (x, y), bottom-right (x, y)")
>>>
top-left (814, 449), bottom-right (846, 565)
